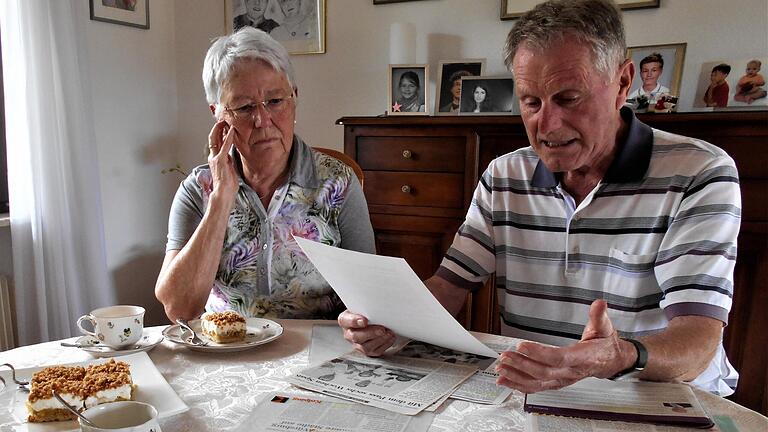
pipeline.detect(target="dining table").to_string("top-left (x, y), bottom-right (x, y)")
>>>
top-left (0, 319), bottom-right (766, 431)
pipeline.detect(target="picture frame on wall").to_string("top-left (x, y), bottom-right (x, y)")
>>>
top-left (459, 76), bottom-right (515, 115)
top-left (227, 0), bottom-right (326, 55)
top-left (435, 59), bottom-right (486, 116)
top-left (693, 57), bottom-right (768, 110)
top-left (389, 64), bottom-right (429, 116)
top-left (501, 0), bottom-right (660, 20)
top-left (89, 0), bottom-right (149, 29)
top-left (626, 43), bottom-right (686, 112)
top-left (374, 0), bottom-right (427, 4)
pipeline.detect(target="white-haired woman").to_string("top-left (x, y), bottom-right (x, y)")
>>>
top-left (155, 27), bottom-right (375, 322)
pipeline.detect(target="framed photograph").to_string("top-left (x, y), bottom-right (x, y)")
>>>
top-left (389, 64), bottom-right (429, 116)
top-left (626, 43), bottom-right (685, 112)
top-left (89, 0), bottom-right (149, 29)
top-left (374, 0), bottom-right (427, 4)
top-left (228, 0), bottom-right (326, 55)
top-left (435, 59), bottom-right (486, 116)
top-left (501, 0), bottom-right (660, 20)
top-left (458, 76), bottom-right (515, 116)
top-left (693, 57), bottom-right (768, 109)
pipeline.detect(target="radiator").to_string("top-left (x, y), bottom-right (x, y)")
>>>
top-left (0, 275), bottom-right (15, 351)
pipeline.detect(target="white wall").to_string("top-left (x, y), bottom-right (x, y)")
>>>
top-left (81, 0), bottom-right (180, 325)
top-left (176, 0), bottom-right (768, 158)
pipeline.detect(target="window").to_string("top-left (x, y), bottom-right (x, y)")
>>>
top-left (0, 31), bottom-right (7, 214)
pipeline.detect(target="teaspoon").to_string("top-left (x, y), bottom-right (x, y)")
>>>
top-left (52, 389), bottom-right (98, 427)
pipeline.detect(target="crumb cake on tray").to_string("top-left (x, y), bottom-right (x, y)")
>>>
top-left (201, 311), bottom-right (247, 343)
top-left (26, 359), bottom-right (135, 423)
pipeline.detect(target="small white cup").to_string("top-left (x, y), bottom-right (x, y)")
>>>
top-left (77, 305), bottom-right (145, 349)
top-left (80, 401), bottom-right (162, 432)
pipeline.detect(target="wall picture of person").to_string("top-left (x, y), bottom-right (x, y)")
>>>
top-left (626, 43), bottom-right (686, 112)
top-left (228, 0), bottom-right (326, 55)
top-left (388, 65), bottom-right (429, 116)
top-left (89, 0), bottom-right (149, 29)
top-left (693, 57), bottom-right (768, 109)
top-left (458, 76), bottom-right (515, 115)
top-left (435, 59), bottom-right (486, 116)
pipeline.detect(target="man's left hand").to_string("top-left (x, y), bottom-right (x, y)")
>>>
top-left (495, 299), bottom-right (631, 393)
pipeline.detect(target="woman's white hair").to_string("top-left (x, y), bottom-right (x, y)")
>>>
top-left (202, 26), bottom-right (296, 105)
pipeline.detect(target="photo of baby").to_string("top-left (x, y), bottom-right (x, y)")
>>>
top-left (694, 57), bottom-right (768, 109)
top-left (734, 60), bottom-right (767, 104)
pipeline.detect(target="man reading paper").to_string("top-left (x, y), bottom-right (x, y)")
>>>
top-left (339, 0), bottom-right (740, 397)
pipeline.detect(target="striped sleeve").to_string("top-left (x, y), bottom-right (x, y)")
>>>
top-left (436, 166), bottom-right (497, 291)
top-left (656, 151), bottom-right (741, 324)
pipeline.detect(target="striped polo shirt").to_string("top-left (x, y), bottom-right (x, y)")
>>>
top-left (436, 107), bottom-right (740, 395)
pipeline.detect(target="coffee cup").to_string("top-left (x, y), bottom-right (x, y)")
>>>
top-left (77, 305), bottom-right (145, 349)
top-left (80, 401), bottom-right (162, 432)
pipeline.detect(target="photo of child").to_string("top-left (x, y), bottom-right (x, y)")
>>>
top-left (703, 63), bottom-right (731, 108)
top-left (694, 57), bottom-right (768, 109)
top-left (734, 60), bottom-right (767, 104)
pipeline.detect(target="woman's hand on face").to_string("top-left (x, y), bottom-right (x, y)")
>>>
top-left (207, 120), bottom-right (239, 206)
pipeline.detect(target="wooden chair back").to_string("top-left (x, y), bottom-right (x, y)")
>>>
top-left (313, 147), bottom-right (364, 188)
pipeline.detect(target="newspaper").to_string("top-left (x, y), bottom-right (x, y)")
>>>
top-left (287, 351), bottom-right (476, 415)
top-left (394, 339), bottom-right (517, 406)
top-left (234, 391), bottom-right (434, 432)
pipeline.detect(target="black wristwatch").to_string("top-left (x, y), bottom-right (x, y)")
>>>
top-left (614, 338), bottom-right (648, 378)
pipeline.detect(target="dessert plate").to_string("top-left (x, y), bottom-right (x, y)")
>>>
top-left (0, 352), bottom-right (188, 431)
top-left (71, 333), bottom-right (164, 358)
top-left (162, 317), bottom-right (283, 353)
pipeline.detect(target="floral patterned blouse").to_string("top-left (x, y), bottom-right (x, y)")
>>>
top-left (166, 136), bottom-right (375, 319)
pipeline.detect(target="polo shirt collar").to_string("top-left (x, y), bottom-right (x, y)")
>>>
top-left (530, 106), bottom-right (653, 188)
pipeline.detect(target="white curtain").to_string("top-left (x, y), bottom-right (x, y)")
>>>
top-left (1, 0), bottom-right (115, 345)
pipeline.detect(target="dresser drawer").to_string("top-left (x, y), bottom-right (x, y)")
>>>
top-left (365, 171), bottom-right (465, 208)
top-left (356, 136), bottom-right (466, 172)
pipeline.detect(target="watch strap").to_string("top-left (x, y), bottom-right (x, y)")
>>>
top-left (614, 338), bottom-right (648, 378)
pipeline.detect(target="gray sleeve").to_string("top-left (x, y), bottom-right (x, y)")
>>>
top-left (338, 175), bottom-right (376, 254)
top-left (165, 171), bottom-right (206, 252)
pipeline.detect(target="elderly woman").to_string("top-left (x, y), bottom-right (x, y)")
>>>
top-left (155, 27), bottom-right (375, 322)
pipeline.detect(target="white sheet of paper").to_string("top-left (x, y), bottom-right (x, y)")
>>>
top-left (295, 237), bottom-right (498, 357)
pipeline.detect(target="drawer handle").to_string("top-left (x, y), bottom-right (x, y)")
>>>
top-left (402, 150), bottom-right (412, 159)
top-left (401, 185), bottom-right (412, 194)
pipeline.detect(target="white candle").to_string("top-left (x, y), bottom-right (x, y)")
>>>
top-left (389, 22), bottom-right (416, 64)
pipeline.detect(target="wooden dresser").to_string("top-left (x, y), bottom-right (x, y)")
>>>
top-left (338, 111), bottom-right (768, 415)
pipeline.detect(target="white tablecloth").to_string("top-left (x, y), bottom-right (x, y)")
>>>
top-left (0, 320), bottom-right (766, 431)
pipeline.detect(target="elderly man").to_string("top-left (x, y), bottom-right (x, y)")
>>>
top-left (339, 0), bottom-right (740, 396)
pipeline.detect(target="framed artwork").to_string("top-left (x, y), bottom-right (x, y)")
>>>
top-left (227, 0), bottom-right (326, 55)
top-left (626, 43), bottom-right (686, 112)
top-left (89, 0), bottom-right (149, 29)
top-left (458, 76), bottom-right (515, 116)
top-left (693, 57), bottom-right (768, 109)
top-left (501, 0), bottom-right (660, 20)
top-left (374, 0), bottom-right (427, 4)
top-left (435, 59), bottom-right (486, 116)
top-left (389, 65), bottom-right (429, 116)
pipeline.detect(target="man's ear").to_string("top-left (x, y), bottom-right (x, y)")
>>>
top-left (615, 59), bottom-right (634, 110)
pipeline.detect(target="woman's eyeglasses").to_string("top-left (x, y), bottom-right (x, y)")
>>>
top-left (223, 94), bottom-right (295, 122)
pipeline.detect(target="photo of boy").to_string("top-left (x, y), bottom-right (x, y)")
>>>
top-left (734, 59), bottom-right (767, 104)
top-left (703, 64), bottom-right (731, 108)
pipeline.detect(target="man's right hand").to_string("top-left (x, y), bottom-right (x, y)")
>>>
top-left (338, 310), bottom-right (396, 357)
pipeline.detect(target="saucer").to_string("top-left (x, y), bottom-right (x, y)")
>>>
top-left (73, 333), bottom-right (164, 358)
top-left (162, 317), bottom-right (283, 353)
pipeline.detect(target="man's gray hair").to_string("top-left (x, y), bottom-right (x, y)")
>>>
top-left (503, 0), bottom-right (626, 77)
top-left (202, 26), bottom-right (296, 105)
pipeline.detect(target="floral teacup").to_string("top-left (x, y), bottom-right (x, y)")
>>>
top-left (76, 305), bottom-right (144, 349)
